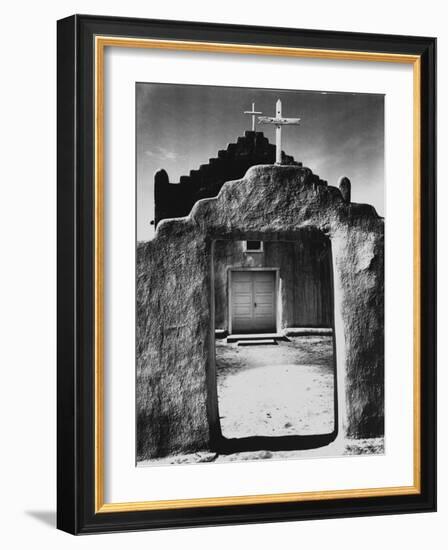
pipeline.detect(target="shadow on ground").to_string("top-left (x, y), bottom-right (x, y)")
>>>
top-left (25, 510), bottom-right (56, 528)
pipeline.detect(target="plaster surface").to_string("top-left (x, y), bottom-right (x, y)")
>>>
top-left (137, 165), bottom-right (384, 460)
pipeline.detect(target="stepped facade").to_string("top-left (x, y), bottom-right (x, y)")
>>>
top-left (153, 131), bottom-right (309, 226)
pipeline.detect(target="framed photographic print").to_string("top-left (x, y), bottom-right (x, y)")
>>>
top-left (57, 14), bottom-right (436, 534)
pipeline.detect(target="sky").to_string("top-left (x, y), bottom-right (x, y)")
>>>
top-left (136, 83), bottom-right (384, 241)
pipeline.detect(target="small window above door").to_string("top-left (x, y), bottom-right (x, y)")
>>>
top-left (244, 240), bottom-right (263, 253)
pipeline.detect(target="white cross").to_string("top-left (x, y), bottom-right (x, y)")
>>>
top-left (244, 102), bottom-right (263, 132)
top-left (258, 99), bottom-right (301, 164)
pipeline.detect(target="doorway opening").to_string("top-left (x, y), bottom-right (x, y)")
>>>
top-left (212, 234), bottom-right (337, 453)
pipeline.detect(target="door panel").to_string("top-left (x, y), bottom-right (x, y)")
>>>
top-left (231, 271), bottom-right (276, 333)
top-left (232, 273), bottom-right (253, 327)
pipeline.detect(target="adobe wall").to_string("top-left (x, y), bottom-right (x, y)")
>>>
top-left (213, 238), bottom-right (332, 331)
top-left (137, 165), bottom-right (384, 460)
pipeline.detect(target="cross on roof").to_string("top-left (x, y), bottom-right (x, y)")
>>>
top-left (258, 99), bottom-right (301, 164)
top-left (244, 102), bottom-right (263, 132)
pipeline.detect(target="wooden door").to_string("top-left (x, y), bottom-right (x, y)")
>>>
top-left (231, 271), bottom-right (276, 333)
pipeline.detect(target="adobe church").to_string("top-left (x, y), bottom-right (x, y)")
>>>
top-left (137, 102), bottom-right (384, 461)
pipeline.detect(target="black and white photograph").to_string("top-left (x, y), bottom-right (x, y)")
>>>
top-left (136, 83), bottom-right (385, 466)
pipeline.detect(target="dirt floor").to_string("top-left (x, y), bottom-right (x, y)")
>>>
top-left (216, 336), bottom-right (335, 439)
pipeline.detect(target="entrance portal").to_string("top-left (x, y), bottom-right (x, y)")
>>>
top-left (136, 164), bottom-right (385, 462)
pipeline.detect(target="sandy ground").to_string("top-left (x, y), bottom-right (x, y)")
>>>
top-left (216, 336), bottom-right (335, 438)
top-left (138, 335), bottom-right (385, 467)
